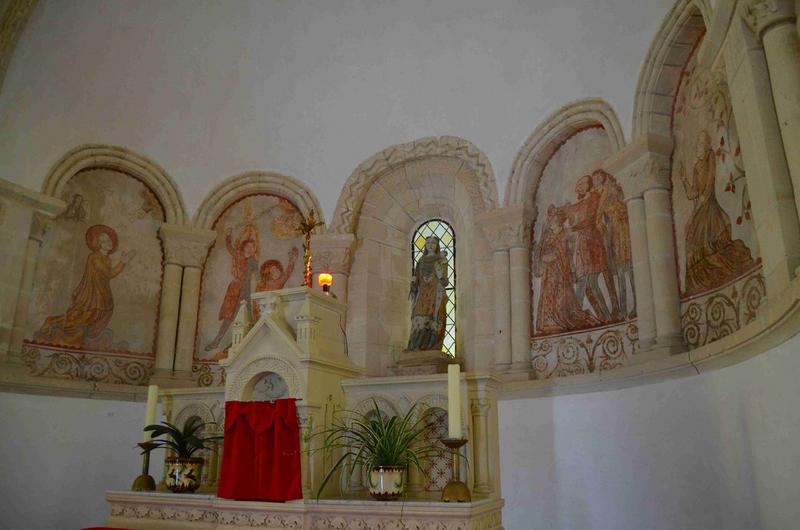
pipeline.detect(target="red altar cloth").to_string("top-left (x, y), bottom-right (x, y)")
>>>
top-left (217, 399), bottom-right (302, 501)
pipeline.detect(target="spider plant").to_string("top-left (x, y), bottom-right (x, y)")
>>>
top-left (311, 399), bottom-right (443, 499)
top-left (143, 417), bottom-right (222, 458)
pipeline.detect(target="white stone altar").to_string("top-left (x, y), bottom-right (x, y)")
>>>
top-left (110, 286), bottom-right (504, 528)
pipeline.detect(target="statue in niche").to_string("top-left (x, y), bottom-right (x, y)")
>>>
top-left (406, 236), bottom-right (449, 351)
top-left (35, 224), bottom-right (135, 348)
top-left (534, 206), bottom-right (600, 334)
top-left (678, 129), bottom-right (754, 296)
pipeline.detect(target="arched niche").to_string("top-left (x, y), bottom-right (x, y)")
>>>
top-left (192, 171), bottom-right (325, 230)
top-left (506, 98), bottom-right (624, 210)
top-left (42, 144), bottom-right (186, 225)
top-left (340, 137), bottom-right (498, 375)
top-left (24, 145), bottom-right (176, 386)
top-left (227, 356), bottom-right (303, 402)
top-left (192, 172), bottom-right (322, 382)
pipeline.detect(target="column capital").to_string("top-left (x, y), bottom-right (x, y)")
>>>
top-left (159, 224), bottom-right (217, 268)
top-left (470, 397), bottom-right (490, 416)
top-left (477, 204), bottom-right (536, 252)
top-left (602, 135), bottom-right (673, 200)
top-left (310, 232), bottom-right (356, 274)
top-left (742, 0), bottom-right (796, 39)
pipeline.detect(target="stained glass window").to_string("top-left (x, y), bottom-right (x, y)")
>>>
top-left (411, 219), bottom-right (456, 356)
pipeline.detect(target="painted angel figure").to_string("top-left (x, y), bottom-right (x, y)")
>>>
top-left (406, 236), bottom-right (449, 351)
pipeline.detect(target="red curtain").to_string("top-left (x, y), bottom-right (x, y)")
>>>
top-left (217, 399), bottom-right (302, 501)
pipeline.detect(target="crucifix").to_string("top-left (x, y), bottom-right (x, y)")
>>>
top-left (296, 209), bottom-right (324, 288)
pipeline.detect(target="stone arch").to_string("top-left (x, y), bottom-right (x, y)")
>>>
top-left (192, 171), bottom-right (325, 230)
top-left (173, 402), bottom-right (218, 432)
top-left (632, 0), bottom-right (708, 139)
top-left (505, 99), bottom-right (625, 210)
top-left (351, 395), bottom-right (400, 419)
top-left (226, 356), bottom-right (303, 402)
top-left (329, 136), bottom-right (499, 234)
top-left (41, 144), bottom-right (186, 225)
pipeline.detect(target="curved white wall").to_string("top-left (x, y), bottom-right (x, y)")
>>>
top-left (499, 332), bottom-right (800, 530)
top-left (0, 0), bottom-right (671, 218)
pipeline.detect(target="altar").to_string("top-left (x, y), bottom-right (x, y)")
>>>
top-left (110, 286), bottom-right (504, 529)
top-left (105, 491), bottom-right (504, 529)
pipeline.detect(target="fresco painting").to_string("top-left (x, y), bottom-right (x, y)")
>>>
top-left (531, 128), bottom-right (635, 337)
top-left (197, 194), bottom-right (303, 362)
top-left (23, 169), bottom-right (165, 383)
top-left (671, 42), bottom-right (760, 298)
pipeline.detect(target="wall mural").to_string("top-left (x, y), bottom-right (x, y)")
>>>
top-left (195, 194), bottom-right (303, 386)
top-left (671, 40), bottom-right (765, 348)
top-left (530, 127), bottom-right (638, 379)
top-left (23, 169), bottom-right (165, 384)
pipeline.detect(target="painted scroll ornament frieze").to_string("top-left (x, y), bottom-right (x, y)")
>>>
top-left (23, 345), bottom-right (153, 385)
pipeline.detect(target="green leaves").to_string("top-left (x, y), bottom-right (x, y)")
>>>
top-left (309, 399), bottom-right (443, 499)
top-left (143, 417), bottom-right (223, 458)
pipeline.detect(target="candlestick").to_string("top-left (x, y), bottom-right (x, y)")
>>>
top-left (143, 384), bottom-right (158, 442)
top-left (441, 437), bottom-right (471, 502)
top-left (447, 364), bottom-right (461, 438)
top-left (297, 210), bottom-right (324, 288)
top-left (131, 441), bottom-right (158, 491)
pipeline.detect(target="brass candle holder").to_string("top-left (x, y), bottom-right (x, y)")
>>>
top-left (131, 441), bottom-right (158, 491)
top-left (440, 437), bottom-right (471, 502)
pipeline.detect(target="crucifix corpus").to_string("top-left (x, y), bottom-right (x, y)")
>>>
top-left (296, 210), bottom-right (324, 288)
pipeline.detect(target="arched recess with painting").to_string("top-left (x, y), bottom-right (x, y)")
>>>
top-left (330, 136), bottom-right (499, 375)
top-left (191, 171), bottom-right (325, 386)
top-left (21, 144), bottom-right (185, 386)
top-left (509, 99), bottom-right (636, 379)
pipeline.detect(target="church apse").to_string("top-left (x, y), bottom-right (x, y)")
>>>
top-left (670, 37), bottom-right (765, 349)
top-left (195, 194), bottom-right (303, 386)
top-left (23, 168), bottom-right (166, 384)
top-left (530, 127), bottom-right (638, 379)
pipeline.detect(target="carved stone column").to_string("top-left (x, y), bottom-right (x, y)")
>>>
top-left (625, 196), bottom-right (656, 348)
top-left (470, 398), bottom-right (492, 496)
top-left (743, 1), bottom-right (800, 220)
top-left (153, 224), bottom-right (216, 386)
top-left (311, 232), bottom-right (355, 304)
top-left (726, 8), bottom-right (800, 294)
top-left (606, 135), bottom-right (683, 354)
top-left (167, 225), bottom-right (217, 382)
top-left (479, 207), bottom-right (533, 370)
top-left (6, 213), bottom-right (54, 369)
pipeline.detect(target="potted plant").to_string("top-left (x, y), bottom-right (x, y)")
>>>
top-left (312, 400), bottom-right (441, 500)
top-left (143, 417), bottom-right (222, 493)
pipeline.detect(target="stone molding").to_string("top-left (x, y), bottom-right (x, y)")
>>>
top-left (310, 232), bottom-right (356, 274)
top-left (158, 223), bottom-right (217, 268)
top-left (476, 204), bottom-right (535, 251)
top-left (226, 355), bottom-right (302, 401)
top-left (42, 144), bottom-right (187, 225)
top-left (470, 397), bottom-right (490, 416)
top-left (0, 0), bottom-right (37, 94)
top-left (505, 98), bottom-right (625, 209)
top-left (0, 177), bottom-right (65, 216)
top-left (602, 135), bottom-right (673, 199)
top-left (329, 135), bottom-right (498, 234)
top-left (192, 170), bottom-right (325, 230)
top-left (105, 491), bottom-right (504, 530)
top-left (632, 0), bottom-right (706, 138)
top-left (742, 0), bottom-right (797, 38)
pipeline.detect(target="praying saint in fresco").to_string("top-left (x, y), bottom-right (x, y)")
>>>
top-left (534, 206), bottom-right (600, 334)
top-left (679, 129), bottom-right (754, 296)
top-left (407, 236), bottom-right (449, 351)
top-left (205, 226), bottom-right (259, 353)
top-left (35, 224), bottom-right (135, 348)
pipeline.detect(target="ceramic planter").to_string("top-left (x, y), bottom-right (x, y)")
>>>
top-left (368, 466), bottom-right (405, 500)
top-left (165, 457), bottom-right (203, 493)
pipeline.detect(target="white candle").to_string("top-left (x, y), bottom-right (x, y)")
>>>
top-left (143, 384), bottom-right (159, 441)
top-left (447, 364), bottom-right (461, 439)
